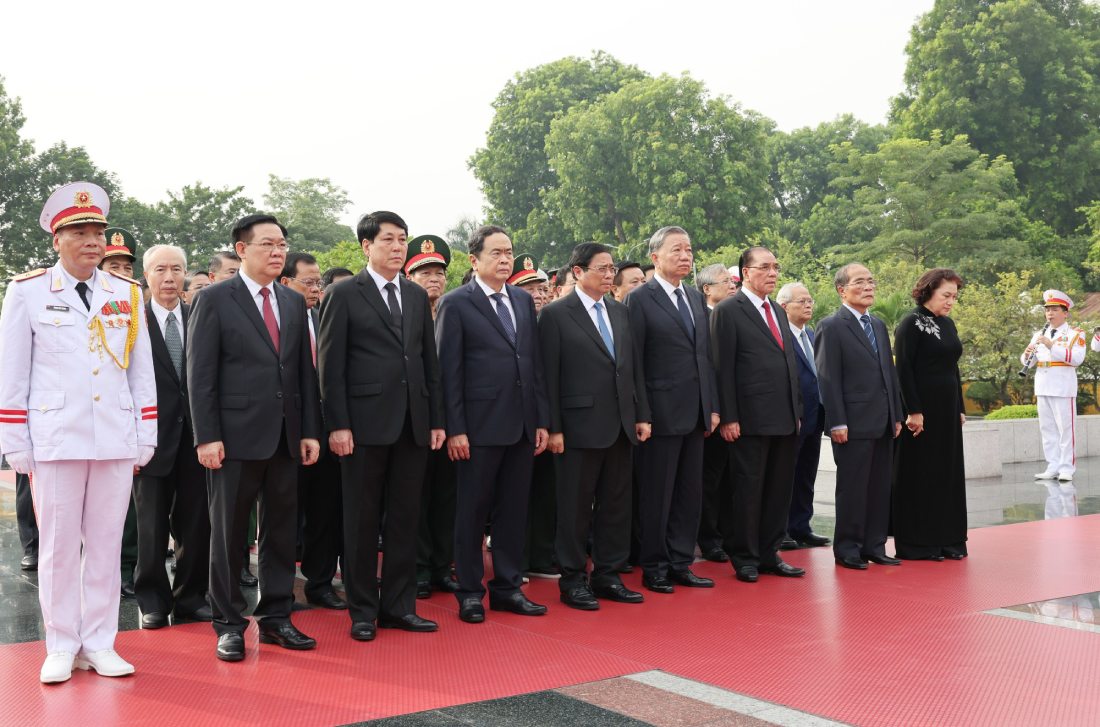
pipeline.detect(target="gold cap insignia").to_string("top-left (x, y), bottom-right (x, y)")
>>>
top-left (523, 257), bottom-right (535, 271)
top-left (111, 232), bottom-right (124, 245)
top-left (421, 239), bottom-right (435, 254)
top-left (74, 190), bottom-right (93, 207)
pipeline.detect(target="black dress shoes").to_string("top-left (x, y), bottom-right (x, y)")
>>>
top-left (592, 583), bottom-right (644, 604)
top-left (702, 547), bottom-right (730, 562)
top-left (489, 592), bottom-right (548, 616)
top-left (379, 614), bottom-right (439, 632)
top-left (617, 564), bottom-right (634, 574)
top-left (560, 585), bottom-right (600, 611)
top-left (796, 532), bottom-right (831, 547)
top-left (642, 575), bottom-right (674, 593)
top-left (458, 597), bottom-right (485, 624)
top-left (416, 581), bottom-right (432, 599)
top-left (239, 567), bottom-right (258, 588)
top-left (835, 556), bottom-right (869, 570)
top-left (735, 565), bottom-right (759, 583)
top-left (778, 537), bottom-right (800, 551)
top-left (257, 622), bottom-right (316, 650)
top-left (20, 553), bottom-right (38, 571)
top-left (140, 612), bottom-right (168, 629)
top-left (433, 576), bottom-right (460, 593)
top-left (350, 621), bottom-right (377, 641)
top-left (307, 591), bottom-right (348, 610)
top-left (759, 561), bottom-right (806, 578)
top-left (216, 632), bottom-right (245, 662)
top-left (867, 555), bottom-right (902, 566)
top-left (943, 552), bottom-right (966, 560)
top-left (120, 580), bottom-right (136, 599)
top-left (669, 569), bottom-right (714, 588)
top-left (172, 604), bottom-right (213, 624)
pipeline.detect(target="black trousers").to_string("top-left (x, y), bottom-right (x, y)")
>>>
top-left (416, 446), bottom-right (456, 584)
top-left (133, 435), bottom-right (210, 617)
top-left (120, 495), bottom-right (137, 581)
top-left (635, 429), bottom-right (704, 579)
top-left (340, 417), bottom-right (427, 624)
top-left (207, 435), bottom-right (297, 636)
top-left (15, 473), bottom-right (38, 557)
top-left (299, 451), bottom-right (342, 598)
top-left (726, 433), bottom-right (797, 569)
top-left (555, 432), bottom-right (633, 591)
top-left (454, 438), bottom-right (533, 601)
top-left (524, 451), bottom-right (557, 572)
top-left (832, 434), bottom-right (893, 560)
top-left (787, 428), bottom-right (823, 539)
top-left (697, 433), bottom-right (734, 553)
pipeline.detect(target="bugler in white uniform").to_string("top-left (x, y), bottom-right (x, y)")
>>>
top-left (1020, 290), bottom-right (1084, 482)
top-left (0, 182), bottom-right (157, 684)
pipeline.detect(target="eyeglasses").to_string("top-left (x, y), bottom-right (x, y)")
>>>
top-left (289, 277), bottom-right (322, 289)
top-left (745, 264), bottom-right (781, 273)
top-left (583, 265), bottom-right (618, 276)
top-left (845, 278), bottom-right (876, 288)
top-left (249, 241), bottom-right (290, 253)
top-left (791, 297), bottom-right (814, 305)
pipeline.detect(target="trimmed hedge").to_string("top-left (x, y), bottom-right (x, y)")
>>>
top-left (985, 405), bottom-right (1039, 420)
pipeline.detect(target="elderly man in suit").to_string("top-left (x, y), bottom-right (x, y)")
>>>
top-left (436, 225), bottom-right (550, 624)
top-left (319, 211), bottom-right (445, 642)
top-left (626, 226), bottom-right (720, 594)
top-left (711, 247), bottom-right (804, 583)
top-left (814, 263), bottom-right (903, 570)
top-left (777, 282), bottom-right (830, 550)
top-left (187, 213), bottom-right (322, 661)
top-left (539, 243), bottom-right (652, 610)
top-left (133, 244), bottom-right (211, 630)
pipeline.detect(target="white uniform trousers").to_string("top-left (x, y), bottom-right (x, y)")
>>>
top-left (1037, 396), bottom-right (1076, 477)
top-left (31, 459), bottom-right (134, 654)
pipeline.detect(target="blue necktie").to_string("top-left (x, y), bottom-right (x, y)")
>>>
top-left (801, 329), bottom-right (816, 377)
top-left (491, 293), bottom-right (517, 345)
top-left (674, 289), bottom-right (695, 337)
top-left (593, 301), bottom-right (615, 360)
top-left (860, 314), bottom-right (878, 354)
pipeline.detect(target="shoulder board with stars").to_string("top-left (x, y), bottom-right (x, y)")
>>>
top-left (107, 270), bottom-right (141, 286)
top-left (11, 269), bottom-right (46, 283)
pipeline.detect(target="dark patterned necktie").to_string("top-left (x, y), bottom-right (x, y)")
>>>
top-left (674, 289), bottom-right (694, 337)
top-left (491, 293), bottom-right (517, 345)
top-left (385, 282), bottom-right (403, 332)
top-left (164, 311), bottom-right (184, 377)
top-left (860, 314), bottom-right (878, 354)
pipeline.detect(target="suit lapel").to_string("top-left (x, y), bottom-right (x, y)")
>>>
top-left (735, 292), bottom-right (781, 350)
top-left (229, 276), bottom-right (278, 358)
top-left (274, 283), bottom-right (296, 363)
top-left (840, 307), bottom-right (877, 358)
top-left (357, 270), bottom-right (402, 343)
top-left (399, 277), bottom-right (415, 344)
top-left (565, 293), bottom-right (614, 362)
top-left (646, 279), bottom-right (693, 341)
top-left (467, 280), bottom-right (516, 349)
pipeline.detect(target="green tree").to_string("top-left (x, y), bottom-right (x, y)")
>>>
top-left (0, 75), bottom-right (37, 273)
top-left (469, 52), bottom-right (647, 263)
top-left (892, 0), bottom-right (1100, 234)
top-left (443, 214), bottom-right (479, 253)
top-left (311, 240), bottom-right (364, 275)
top-left (263, 175), bottom-right (355, 252)
top-left (154, 182), bottom-right (256, 265)
top-left (544, 74), bottom-right (775, 256)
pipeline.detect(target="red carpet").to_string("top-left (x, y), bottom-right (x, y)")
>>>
top-left (2, 516), bottom-right (1098, 726)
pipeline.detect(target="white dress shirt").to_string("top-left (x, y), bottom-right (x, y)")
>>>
top-left (366, 265), bottom-right (402, 313)
top-left (574, 287), bottom-right (614, 344)
top-left (740, 285), bottom-right (776, 327)
top-left (475, 274), bottom-right (516, 328)
top-left (238, 269), bottom-right (280, 326)
top-left (653, 272), bottom-right (694, 326)
top-left (150, 298), bottom-right (184, 341)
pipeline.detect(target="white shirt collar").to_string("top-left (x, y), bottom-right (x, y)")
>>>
top-left (475, 274), bottom-right (508, 299)
top-left (653, 271), bottom-right (685, 298)
top-left (58, 264), bottom-right (97, 288)
top-left (366, 265), bottom-right (400, 294)
top-left (238, 269), bottom-right (274, 299)
top-left (843, 303), bottom-right (869, 320)
top-left (741, 285), bottom-right (768, 310)
top-left (788, 321), bottom-right (805, 337)
top-left (574, 287), bottom-right (604, 311)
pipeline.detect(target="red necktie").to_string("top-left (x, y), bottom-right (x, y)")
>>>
top-left (260, 287), bottom-right (280, 352)
top-left (763, 301), bottom-right (784, 349)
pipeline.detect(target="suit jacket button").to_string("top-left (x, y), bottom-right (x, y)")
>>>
top-left (177, 416), bottom-right (184, 423)
top-left (276, 392), bottom-right (283, 399)
top-left (516, 380), bottom-right (522, 386)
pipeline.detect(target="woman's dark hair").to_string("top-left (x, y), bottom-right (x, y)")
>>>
top-left (912, 268), bottom-right (964, 305)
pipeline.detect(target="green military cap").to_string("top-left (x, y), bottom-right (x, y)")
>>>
top-left (508, 253), bottom-right (540, 286)
top-left (405, 235), bottom-right (450, 275)
top-left (102, 227), bottom-right (137, 262)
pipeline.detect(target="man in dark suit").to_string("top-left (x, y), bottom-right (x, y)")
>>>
top-left (187, 214), bottom-right (322, 661)
top-left (539, 243), bottom-right (651, 610)
top-left (625, 226), bottom-right (719, 594)
top-left (133, 244), bottom-right (210, 629)
top-left (435, 225), bottom-right (550, 624)
top-left (319, 211), bottom-right (445, 642)
top-left (280, 251), bottom-right (346, 611)
top-left (814, 262), bottom-right (903, 570)
top-left (711, 247), bottom-right (804, 584)
top-left (777, 282), bottom-right (830, 550)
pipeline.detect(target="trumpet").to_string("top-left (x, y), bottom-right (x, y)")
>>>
top-left (1018, 323), bottom-right (1051, 377)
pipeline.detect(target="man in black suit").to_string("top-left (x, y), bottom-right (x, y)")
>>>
top-left (280, 252), bottom-right (347, 611)
top-left (777, 282), bottom-right (830, 550)
top-left (539, 243), bottom-right (651, 610)
top-left (187, 214), bottom-right (322, 661)
top-left (711, 247), bottom-right (804, 584)
top-left (435, 225), bottom-right (550, 624)
top-left (133, 244), bottom-right (210, 629)
top-left (814, 263), bottom-right (903, 570)
top-left (625, 226), bottom-right (719, 594)
top-left (319, 211), bottom-right (445, 642)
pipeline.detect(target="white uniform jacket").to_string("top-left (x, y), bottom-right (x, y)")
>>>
top-left (0, 266), bottom-right (157, 461)
top-left (1021, 322), bottom-right (1085, 398)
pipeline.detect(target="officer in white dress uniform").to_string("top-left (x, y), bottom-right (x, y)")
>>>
top-left (1021, 290), bottom-right (1085, 482)
top-left (0, 182), bottom-right (157, 684)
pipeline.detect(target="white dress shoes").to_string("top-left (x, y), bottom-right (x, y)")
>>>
top-left (1057, 472), bottom-right (1074, 481)
top-left (74, 649), bottom-right (134, 677)
top-left (1034, 471), bottom-right (1058, 479)
top-left (40, 652), bottom-right (75, 684)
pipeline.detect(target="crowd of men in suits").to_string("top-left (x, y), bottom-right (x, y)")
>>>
top-left (1, 181), bottom-right (909, 684)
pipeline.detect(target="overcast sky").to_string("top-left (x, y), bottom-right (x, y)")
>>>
top-left (1, 0), bottom-right (932, 239)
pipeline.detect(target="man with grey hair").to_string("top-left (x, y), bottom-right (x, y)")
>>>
top-left (696, 264), bottom-right (734, 309)
top-left (776, 282), bottom-right (830, 550)
top-left (133, 244), bottom-right (212, 628)
top-left (626, 226), bottom-right (720, 593)
top-left (814, 263), bottom-right (903, 570)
